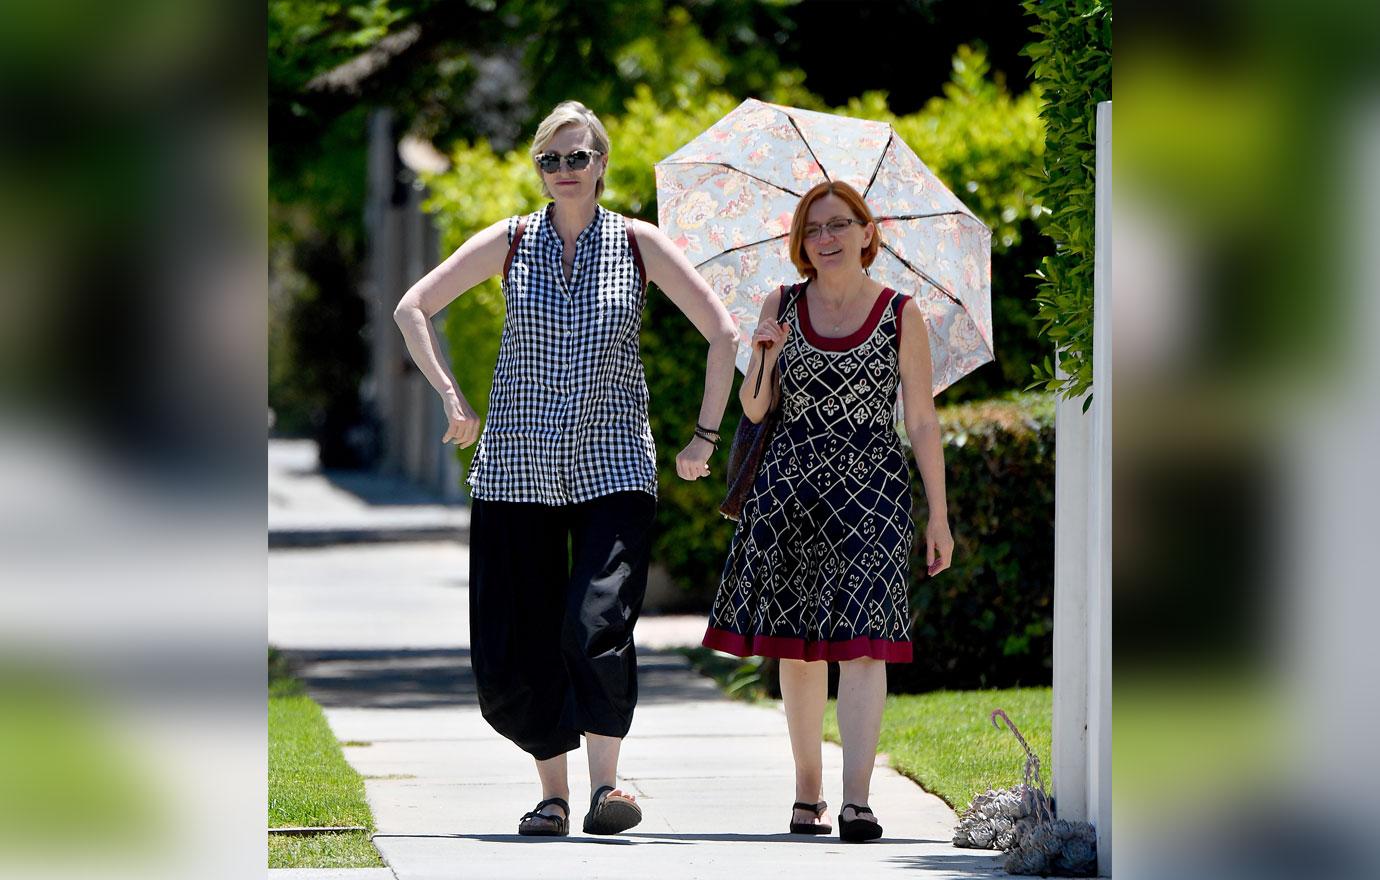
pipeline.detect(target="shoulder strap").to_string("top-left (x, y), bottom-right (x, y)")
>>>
top-left (754, 283), bottom-right (801, 403)
top-left (502, 217), bottom-right (528, 282)
top-left (625, 218), bottom-right (647, 291)
top-left (778, 282), bottom-right (802, 320)
top-left (890, 290), bottom-right (910, 350)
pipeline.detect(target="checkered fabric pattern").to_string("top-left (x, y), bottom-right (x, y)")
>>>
top-left (706, 287), bottom-right (915, 661)
top-left (466, 204), bottom-right (657, 505)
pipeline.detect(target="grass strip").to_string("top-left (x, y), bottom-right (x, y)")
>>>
top-left (681, 648), bottom-right (1053, 814)
top-left (268, 649), bottom-right (383, 869)
top-left (825, 687), bottom-right (1052, 812)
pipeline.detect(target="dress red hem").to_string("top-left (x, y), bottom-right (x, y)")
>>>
top-left (701, 627), bottom-right (913, 663)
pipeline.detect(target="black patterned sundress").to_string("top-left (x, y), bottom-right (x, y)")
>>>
top-left (703, 284), bottom-right (915, 662)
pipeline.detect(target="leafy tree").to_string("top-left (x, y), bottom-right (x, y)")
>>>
top-left (269, 0), bottom-right (803, 448)
top-left (423, 47), bottom-right (1045, 595)
top-left (1020, 0), bottom-right (1111, 403)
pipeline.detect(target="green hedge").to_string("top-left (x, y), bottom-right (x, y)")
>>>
top-left (895, 394), bottom-right (1055, 692)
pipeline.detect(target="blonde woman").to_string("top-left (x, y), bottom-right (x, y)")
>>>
top-left (394, 101), bottom-right (738, 836)
top-left (703, 181), bottom-right (954, 842)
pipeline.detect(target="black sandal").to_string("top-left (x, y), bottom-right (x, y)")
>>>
top-left (788, 800), bottom-right (832, 835)
top-left (582, 784), bottom-right (642, 835)
top-left (517, 796), bottom-right (569, 837)
top-left (838, 803), bottom-right (882, 842)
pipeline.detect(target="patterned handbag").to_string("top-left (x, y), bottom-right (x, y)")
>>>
top-left (719, 284), bottom-right (799, 521)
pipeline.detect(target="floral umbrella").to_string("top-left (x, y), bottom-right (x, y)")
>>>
top-left (654, 98), bottom-right (992, 394)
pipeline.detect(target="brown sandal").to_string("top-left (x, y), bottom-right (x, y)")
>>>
top-left (582, 785), bottom-right (642, 835)
top-left (517, 796), bottom-right (569, 837)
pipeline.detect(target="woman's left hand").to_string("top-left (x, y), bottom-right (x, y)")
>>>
top-left (925, 518), bottom-right (954, 576)
top-left (675, 436), bottom-right (715, 481)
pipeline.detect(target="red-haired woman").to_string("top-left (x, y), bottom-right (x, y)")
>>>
top-left (702, 181), bottom-right (953, 843)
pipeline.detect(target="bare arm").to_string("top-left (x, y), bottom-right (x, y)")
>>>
top-left (738, 289), bottom-right (786, 424)
top-left (392, 219), bottom-right (509, 447)
top-left (897, 297), bottom-right (954, 575)
top-left (632, 220), bottom-right (741, 480)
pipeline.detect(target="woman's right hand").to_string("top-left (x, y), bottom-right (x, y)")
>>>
top-left (752, 319), bottom-right (790, 362)
top-left (442, 393), bottom-right (481, 448)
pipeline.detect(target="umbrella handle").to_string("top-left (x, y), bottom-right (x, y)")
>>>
top-left (752, 344), bottom-right (773, 399)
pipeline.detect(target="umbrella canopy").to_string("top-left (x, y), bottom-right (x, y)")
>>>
top-left (654, 98), bottom-right (992, 395)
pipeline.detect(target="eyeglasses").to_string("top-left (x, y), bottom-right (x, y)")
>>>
top-left (802, 218), bottom-right (866, 241)
top-left (536, 149), bottom-right (602, 173)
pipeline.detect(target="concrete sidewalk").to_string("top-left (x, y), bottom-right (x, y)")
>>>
top-left (268, 440), bottom-right (470, 547)
top-left (269, 540), bottom-right (1002, 879)
top-left (267, 440), bottom-right (1004, 878)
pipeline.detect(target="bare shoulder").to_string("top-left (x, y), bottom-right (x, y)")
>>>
top-left (628, 217), bottom-right (673, 253)
top-left (459, 218), bottom-right (514, 257)
top-left (898, 292), bottom-right (926, 325)
top-left (758, 286), bottom-right (784, 319)
top-left (477, 217), bottom-right (513, 244)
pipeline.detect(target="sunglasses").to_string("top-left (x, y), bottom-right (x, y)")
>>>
top-left (536, 149), bottom-right (602, 173)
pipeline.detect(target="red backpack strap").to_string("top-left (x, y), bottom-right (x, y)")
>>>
top-left (625, 218), bottom-right (647, 291)
top-left (502, 216), bottom-right (528, 282)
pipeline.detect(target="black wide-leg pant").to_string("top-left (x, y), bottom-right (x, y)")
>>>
top-left (468, 490), bottom-right (657, 760)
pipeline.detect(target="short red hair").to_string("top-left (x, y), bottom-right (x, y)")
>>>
top-left (788, 181), bottom-right (881, 280)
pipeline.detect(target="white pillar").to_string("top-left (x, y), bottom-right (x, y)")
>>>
top-left (1088, 99), bottom-right (1113, 876)
top-left (1052, 100), bottom-right (1113, 877)
top-left (1052, 368), bottom-right (1090, 824)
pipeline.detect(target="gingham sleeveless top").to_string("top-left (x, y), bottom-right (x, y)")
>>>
top-left (466, 204), bottom-right (657, 504)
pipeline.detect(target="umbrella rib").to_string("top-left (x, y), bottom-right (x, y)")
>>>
top-left (861, 132), bottom-right (893, 199)
top-left (655, 161), bottom-right (803, 198)
top-left (878, 211), bottom-right (973, 222)
top-left (783, 113), bottom-right (829, 181)
top-left (881, 243), bottom-right (964, 307)
top-left (692, 234), bottom-right (788, 269)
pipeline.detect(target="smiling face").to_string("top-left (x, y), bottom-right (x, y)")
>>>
top-left (535, 123), bottom-right (607, 202)
top-left (801, 193), bottom-right (874, 274)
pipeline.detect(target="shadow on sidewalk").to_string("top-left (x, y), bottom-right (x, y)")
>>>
top-left (884, 851), bottom-right (1006, 872)
top-left (371, 832), bottom-right (946, 846)
top-left (280, 648), bottom-right (721, 710)
top-left (321, 468), bottom-right (465, 508)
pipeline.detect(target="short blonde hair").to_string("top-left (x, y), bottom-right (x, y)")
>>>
top-left (789, 181), bottom-right (882, 280)
top-left (530, 101), bottom-right (611, 198)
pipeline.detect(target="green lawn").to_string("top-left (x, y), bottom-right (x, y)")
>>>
top-left (268, 650), bottom-right (383, 869)
top-left (824, 687), bottom-right (1052, 813)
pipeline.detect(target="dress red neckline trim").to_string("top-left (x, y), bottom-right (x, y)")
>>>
top-left (798, 286), bottom-right (895, 351)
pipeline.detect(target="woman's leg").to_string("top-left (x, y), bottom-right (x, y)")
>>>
top-left (469, 498), bottom-right (580, 822)
top-left (836, 656), bottom-right (887, 823)
top-left (779, 658), bottom-right (831, 828)
top-left (564, 491), bottom-right (657, 800)
top-left (584, 732), bottom-right (621, 795)
top-left (531, 752), bottom-right (570, 823)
